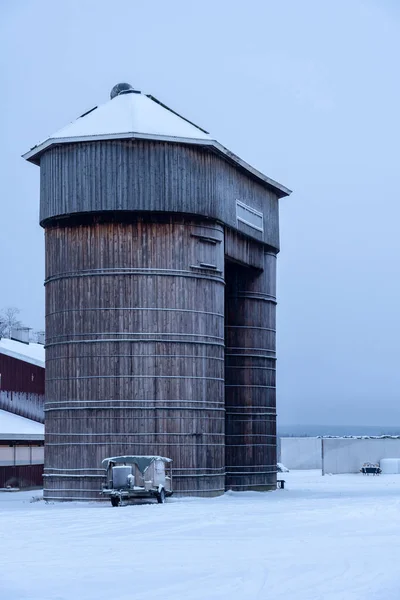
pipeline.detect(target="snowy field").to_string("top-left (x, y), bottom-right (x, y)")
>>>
top-left (1, 470), bottom-right (400, 600)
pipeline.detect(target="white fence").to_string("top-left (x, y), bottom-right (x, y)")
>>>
top-left (280, 437), bottom-right (322, 470)
top-left (322, 438), bottom-right (400, 474)
top-left (280, 436), bottom-right (400, 474)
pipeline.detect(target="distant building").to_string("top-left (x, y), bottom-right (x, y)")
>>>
top-left (0, 338), bottom-right (45, 488)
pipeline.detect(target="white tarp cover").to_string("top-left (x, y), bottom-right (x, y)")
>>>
top-left (379, 458), bottom-right (400, 474)
top-left (102, 455), bottom-right (172, 474)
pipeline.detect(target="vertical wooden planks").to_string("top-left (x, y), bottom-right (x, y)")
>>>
top-left (224, 251), bottom-right (277, 491)
top-left (43, 218), bottom-right (225, 500)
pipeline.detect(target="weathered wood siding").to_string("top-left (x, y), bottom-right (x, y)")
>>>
top-left (40, 141), bottom-right (280, 250)
top-left (224, 251), bottom-right (277, 491)
top-left (44, 218), bottom-right (225, 500)
top-left (0, 463), bottom-right (43, 488)
top-left (38, 133), bottom-right (283, 499)
top-left (224, 228), bottom-right (265, 270)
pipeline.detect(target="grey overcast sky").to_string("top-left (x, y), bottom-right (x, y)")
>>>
top-left (1, 0), bottom-right (400, 426)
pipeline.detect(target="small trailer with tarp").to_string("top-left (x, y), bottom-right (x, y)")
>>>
top-left (360, 462), bottom-right (381, 475)
top-left (101, 455), bottom-right (173, 506)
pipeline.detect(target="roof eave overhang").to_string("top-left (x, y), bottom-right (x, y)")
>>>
top-left (23, 134), bottom-right (292, 198)
top-left (0, 434), bottom-right (44, 442)
top-left (0, 348), bottom-right (45, 369)
top-left (210, 141), bottom-right (291, 198)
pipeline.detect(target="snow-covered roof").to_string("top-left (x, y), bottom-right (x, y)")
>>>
top-left (0, 409), bottom-right (44, 441)
top-left (0, 338), bottom-right (45, 368)
top-left (29, 91), bottom-right (211, 148)
top-left (23, 85), bottom-right (291, 197)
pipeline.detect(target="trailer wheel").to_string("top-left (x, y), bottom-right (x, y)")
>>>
top-left (156, 488), bottom-right (166, 504)
top-left (111, 496), bottom-right (120, 507)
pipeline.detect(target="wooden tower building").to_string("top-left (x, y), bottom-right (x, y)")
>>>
top-left (24, 83), bottom-right (291, 500)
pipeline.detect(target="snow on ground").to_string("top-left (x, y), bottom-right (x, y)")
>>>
top-left (1, 470), bottom-right (400, 600)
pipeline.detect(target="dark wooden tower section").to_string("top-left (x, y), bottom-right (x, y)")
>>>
top-left (24, 83), bottom-right (291, 500)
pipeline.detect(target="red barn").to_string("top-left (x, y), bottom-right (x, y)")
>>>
top-left (0, 338), bottom-right (45, 488)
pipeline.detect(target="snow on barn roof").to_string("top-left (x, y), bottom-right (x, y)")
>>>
top-left (0, 409), bottom-right (44, 441)
top-left (23, 83), bottom-right (291, 197)
top-left (0, 338), bottom-right (45, 368)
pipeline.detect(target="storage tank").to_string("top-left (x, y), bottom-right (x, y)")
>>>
top-left (225, 252), bottom-right (277, 490)
top-left (24, 83), bottom-right (291, 499)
